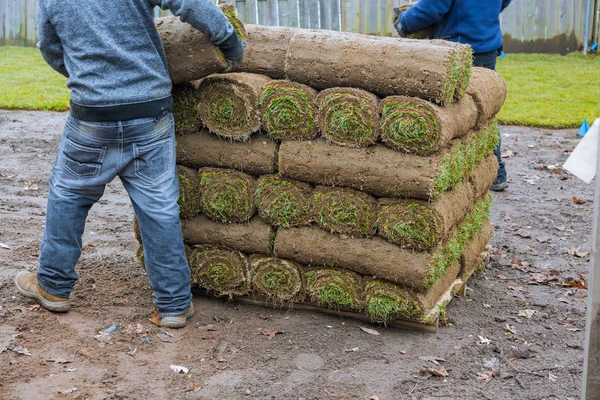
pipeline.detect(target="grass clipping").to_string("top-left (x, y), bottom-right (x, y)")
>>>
top-left (197, 73), bottom-right (270, 140)
top-left (317, 88), bottom-right (380, 147)
top-left (250, 255), bottom-right (304, 302)
top-left (198, 168), bottom-right (256, 223)
top-left (255, 175), bottom-right (312, 228)
top-left (260, 80), bottom-right (318, 140)
top-left (189, 245), bottom-right (249, 296)
top-left (305, 268), bottom-right (363, 311)
top-left (311, 187), bottom-right (378, 237)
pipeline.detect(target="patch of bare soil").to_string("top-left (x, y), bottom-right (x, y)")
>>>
top-left (0, 111), bottom-right (591, 399)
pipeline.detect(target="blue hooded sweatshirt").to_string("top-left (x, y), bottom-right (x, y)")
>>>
top-left (37, 0), bottom-right (234, 121)
top-left (399, 0), bottom-right (512, 54)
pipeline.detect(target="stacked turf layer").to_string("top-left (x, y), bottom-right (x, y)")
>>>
top-left (138, 38), bottom-right (506, 325)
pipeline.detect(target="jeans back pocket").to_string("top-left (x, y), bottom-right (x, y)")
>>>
top-left (62, 138), bottom-right (107, 178)
top-left (133, 137), bottom-right (173, 185)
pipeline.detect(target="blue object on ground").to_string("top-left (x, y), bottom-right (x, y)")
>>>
top-left (578, 120), bottom-right (590, 137)
top-left (499, 51), bottom-right (505, 58)
top-left (590, 43), bottom-right (598, 52)
top-left (102, 324), bottom-right (119, 333)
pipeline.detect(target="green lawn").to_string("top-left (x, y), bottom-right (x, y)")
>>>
top-left (496, 52), bottom-right (600, 128)
top-left (0, 45), bottom-right (598, 128)
top-left (0, 46), bottom-right (69, 111)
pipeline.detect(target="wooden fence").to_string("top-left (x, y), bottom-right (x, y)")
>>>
top-left (1, 0), bottom-right (596, 54)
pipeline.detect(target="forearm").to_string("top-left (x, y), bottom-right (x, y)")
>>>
top-left (152, 0), bottom-right (234, 44)
top-left (36, 2), bottom-right (68, 77)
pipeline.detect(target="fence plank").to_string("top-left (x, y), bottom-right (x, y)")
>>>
top-left (288, 0), bottom-right (299, 27)
top-left (267, 0), bottom-right (278, 25)
top-left (319, 0), bottom-right (330, 30)
top-left (278, 0), bottom-right (289, 26)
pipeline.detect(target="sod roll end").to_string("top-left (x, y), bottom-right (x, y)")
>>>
top-left (198, 168), bottom-right (256, 223)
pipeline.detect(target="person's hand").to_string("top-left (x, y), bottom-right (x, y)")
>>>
top-left (392, 8), bottom-right (408, 38)
top-left (218, 31), bottom-right (245, 72)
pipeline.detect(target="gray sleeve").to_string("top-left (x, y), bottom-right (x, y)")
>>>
top-left (149, 0), bottom-right (234, 45)
top-left (36, 1), bottom-right (68, 77)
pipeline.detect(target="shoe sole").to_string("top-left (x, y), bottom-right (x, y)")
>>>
top-left (160, 305), bottom-right (195, 329)
top-left (14, 272), bottom-right (71, 313)
top-left (490, 183), bottom-right (508, 192)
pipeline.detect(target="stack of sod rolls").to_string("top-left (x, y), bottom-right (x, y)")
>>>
top-left (137, 18), bottom-right (507, 326)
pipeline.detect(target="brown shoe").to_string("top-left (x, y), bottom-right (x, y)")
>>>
top-left (159, 303), bottom-right (195, 329)
top-left (14, 271), bottom-right (71, 312)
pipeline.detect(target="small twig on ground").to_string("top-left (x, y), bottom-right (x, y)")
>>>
top-left (408, 381), bottom-right (418, 395)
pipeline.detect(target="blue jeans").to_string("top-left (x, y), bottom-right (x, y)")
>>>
top-left (473, 50), bottom-right (506, 184)
top-left (36, 112), bottom-right (191, 317)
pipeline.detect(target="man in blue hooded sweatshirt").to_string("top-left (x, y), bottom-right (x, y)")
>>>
top-left (394, 0), bottom-right (512, 191)
top-left (14, 0), bottom-right (244, 329)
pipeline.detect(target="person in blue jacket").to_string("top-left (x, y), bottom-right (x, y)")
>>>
top-left (14, 0), bottom-right (244, 329)
top-left (394, 0), bottom-right (512, 191)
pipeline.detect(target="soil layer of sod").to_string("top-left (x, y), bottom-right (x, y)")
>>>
top-left (198, 168), bottom-right (256, 223)
top-left (238, 24), bottom-right (296, 79)
top-left (378, 95), bottom-right (478, 155)
top-left (311, 186), bottom-right (377, 237)
top-left (460, 220), bottom-right (493, 281)
top-left (249, 255), bottom-right (304, 302)
top-left (316, 88), bottom-right (380, 147)
top-left (255, 175), bottom-right (312, 228)
top-left (177, 165), bottom-right (201, 220)
top-left (188, 245), bottom-right (250, 296)
top-left (176, 131), bottom-right (278, 176)
top-left (260, 80), bottom-right (318, 140)
top-left (274, 194), bottom-right (491, 291)
top-left (182, 215), bottom-right (273, 255)
top-left (284, 30), bottom-right (467, 105)
top-left (197, 73), bottom-right (270, 140)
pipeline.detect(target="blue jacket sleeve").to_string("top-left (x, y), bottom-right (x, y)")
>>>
top-left (399, 0), bottom-right (454, 32)
top-left (501, 0), bottom-right (512, 12)
top-left (149, 0), bottom-right (234, 45)
top-left (36, 1), bottom-right (68, 77)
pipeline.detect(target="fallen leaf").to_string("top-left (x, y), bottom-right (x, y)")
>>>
top-left (399, 350), bottom-right (406, 355)
top-left (566, 247), bottom-right (589, 258)
top-left (262, 330), bottom-right (283, 339)
top-left (157, 333), bottom-right (174, 343)
top-left (556, 298), bottom-right (571, 304)
top-left (574, 289), bottom-right (588, 298)
top-left (127, 347), bottom-right (137, 356)
top-left (573, 196), bottom-right (585, 204)
top-left (148, 307), bottom-right (162, 326)
top-left (501, 150), bottom-right (514, 158)
top-left (518, 309), bottom-right (536, 319)
top-left (191, 382), bottom-right (202, 392)
top-left (420, 365), bottom-right (449, 377)
top-left (477, 371), bottom-right (493, 383)
top-left (561, 278), bottom-right (588, 290)
top-left (359, 326), bottom-right (380, 336)
top-left (419, 356), bottom-right (446, 365)
top-left (24, 181), bottom-right (38, 191)
top-left (536, 235), bottom-right (551, 243)
top-left (515, 229), bottom-right (532, 238)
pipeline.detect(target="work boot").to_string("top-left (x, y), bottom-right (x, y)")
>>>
top-left (14, 271), bottom-right (71, 312)
top-left (160, 303), bottom-right (195, 329)
top-left (490, 179), bottom-right (508, 191)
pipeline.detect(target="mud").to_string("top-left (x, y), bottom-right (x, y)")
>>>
top-left (175, 130), bottom-right (278, 176)
top-left (0, 110), bottom-right (591, 400)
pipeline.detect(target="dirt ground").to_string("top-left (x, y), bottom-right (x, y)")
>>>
top-left (0, 110), bottom-right (593, 400)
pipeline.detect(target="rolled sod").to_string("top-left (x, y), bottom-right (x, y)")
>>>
top-left (176, 130), bottom-right (278, 176)
top-left (182, 215), bottom-right (273, 255)
top-left (155, 6), bottom-right (245, 84)
top-left (284, 30), bottom-right (468, 105)
top-left (364, 280), bottom-right (420, 323)
top-left (197, 73), bottom-right (271, 140)
top-left (463, 121), bottom-right (500, 177)
top-left (460, 220), bottom-right (493, 281)
top-left (259, 80), bottom-right (318, 140)
top-left (304, 268), bottom-right (363, 311)
top-left (177, 165), bottom-right (201, 220)
top-left (275, 194), bottom-right (492, 290)
top-left (238, 24), bottom-right (296, 79)
top-left (429, 40), bottom-right (473, 101)
top-left (249, 255), bottom-right (304, 301)
top-left (255, 175), bottom-right (312, 228)
top-left (316, 88), bottom-right (380, 147)
top-left (377, 181), bottom-right (474, 251)
top-left (378, 95), bottom-right (478, 154)
top-left (279, 138), bottom-right (469, 200)
top-left (172, 83), bottom-right (201, 136)
top-left (188, 245), bottom-right (249, 296)
top-left (311, 187), bottom-right (377, 237)
top-left (467, 67), bottom-right (508, 128)
top-left (198, 168), bottom-right (256, 223)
